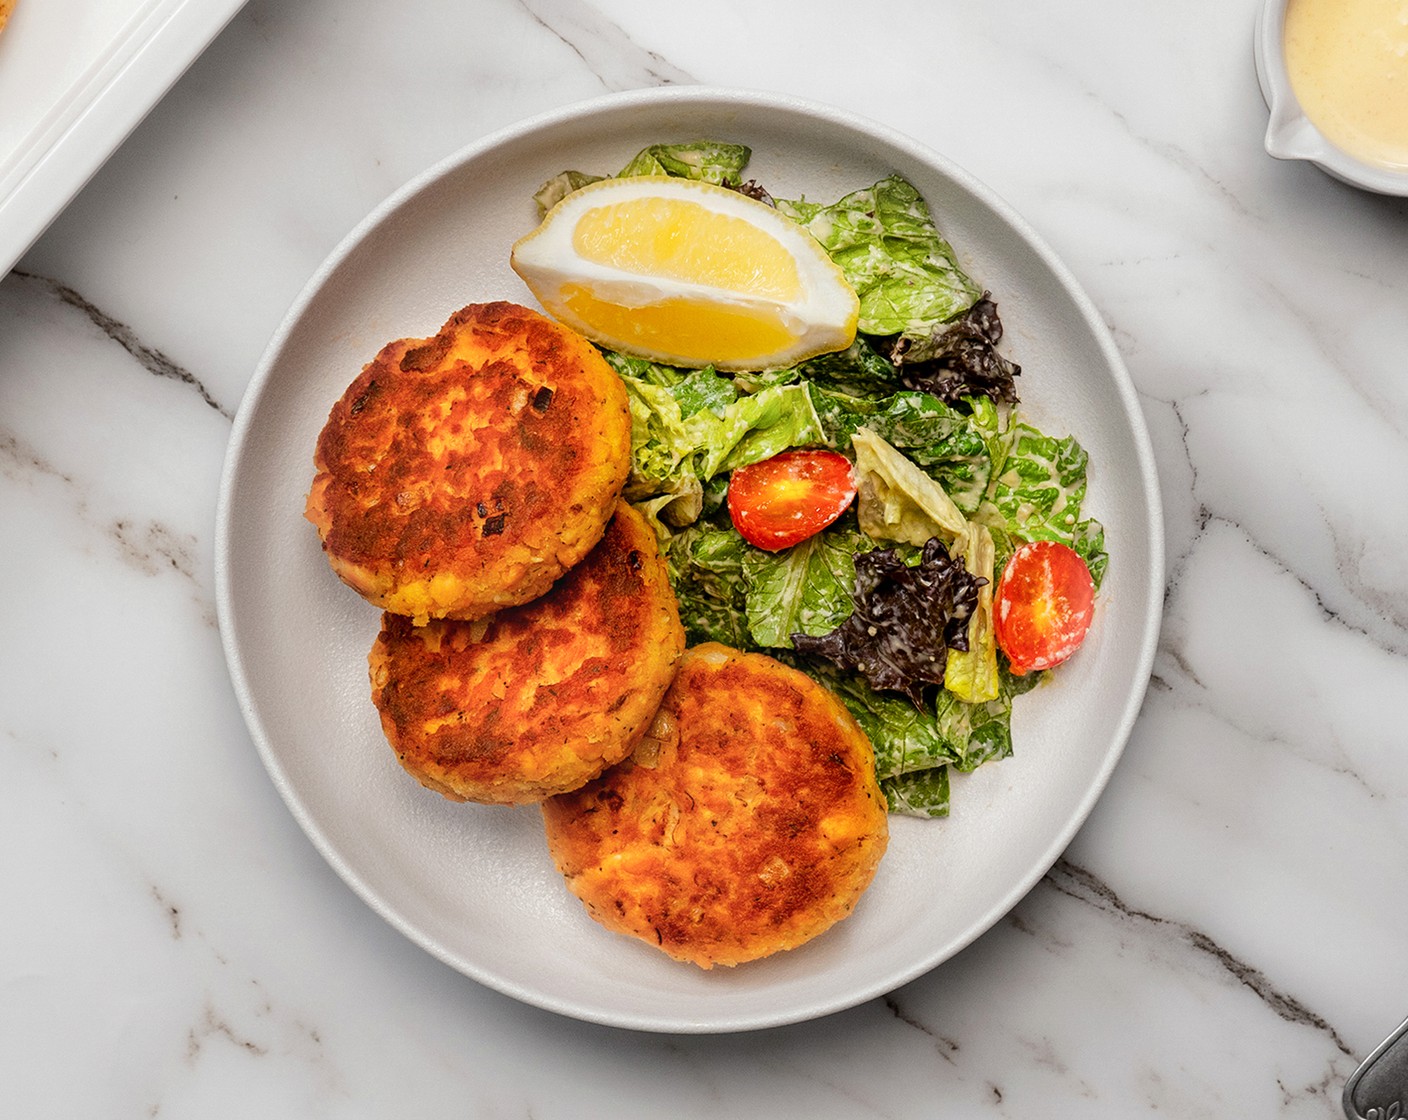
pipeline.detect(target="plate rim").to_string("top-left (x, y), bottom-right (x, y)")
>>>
top-left (214, 84), bottom-right (1165, 1033)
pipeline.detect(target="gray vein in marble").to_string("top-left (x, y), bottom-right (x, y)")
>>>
top-left (1103, 319), bottom-right (1142, 358)
top-left (1326, 519), bottom-right (1408, 649)
top-left (663, 1031), bottom-right (888, 1118)
top-left (1257, 273), bottom-right (1407, 445)
top-left (0, 428), bottom-right (217, 627)
top-left (1161, 643), bottom-right (1208, 693)
top-left (189, 969), bottom-right (337, 1115)
top-left (4, 726), bottom-right (54, 763)
top-left (110, 518), bottom-right (203, 584)
top-left (1149, 384), bottom-right (1408, 660)
top-left (1165, 393), bottom-right (1202, 493)
top-left (1045, 858), bottom-right (1352, 1057)
top-left (881, 995), bottom-right (961, 1064)
top-left (1201, 510), bottom-right (1405, 659)
top-left (1154, 389), bottom-right (1203, 592)
top-left (1108, 228), bottom-right (1408, 656)
top-left (1099, 101), bottom-right (1255, 222)
top-left (519, 0), bottom-right (696, 90)
top-left (10, 270), bottom-right (234, 421)
top-left (1019, 1032), bottom-right (1097, 1099)
top-left (791, 1063), bottom-right (895, 1118)
top-left (152, 916), bottom-right (340, 1103)
top-left (1152, 633), bottom-right (1387, 803)
top-left (0, 430), bottom-right (71, 487)
top-left (1278, 1066), bottom-right (1344, 1114)
top-left (151, 885), bottom-right (183, 940)
top-left (1010, 39), bottom-right (1255, 226)
top-left (186, 998), bottom-right (270, 1062)
top-left (1148, 633), bottom-right (1391, 834)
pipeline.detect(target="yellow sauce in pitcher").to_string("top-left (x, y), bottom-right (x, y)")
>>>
top-left (1284, 0), bottom-right (1408, 170)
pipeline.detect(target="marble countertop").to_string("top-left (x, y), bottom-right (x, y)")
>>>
top-left (3, 0), bottom-right (1406, 1115)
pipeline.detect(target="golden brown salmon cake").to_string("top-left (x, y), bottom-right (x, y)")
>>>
top-left (368, 500), bottom-right (685, 805)
top-left (541, 643), bottom-right (888, 969)
top-left (307, 301), bottom-right (631, 623)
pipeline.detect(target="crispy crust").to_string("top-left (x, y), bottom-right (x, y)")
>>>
top-left (307, 301), bottom-right (631, 622)
top-left (368, 501), bottom-right (685, 805)
top-left (541, 643), bottom-right (888, 968)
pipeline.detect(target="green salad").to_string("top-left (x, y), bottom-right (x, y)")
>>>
top-left (532, 141), bottom-right (1107, 818)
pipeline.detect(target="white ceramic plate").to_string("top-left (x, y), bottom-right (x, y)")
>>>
top-left (215, 87), bottom-right (1163, 1033)
top-left (0, 0), bottom-right (248, 274)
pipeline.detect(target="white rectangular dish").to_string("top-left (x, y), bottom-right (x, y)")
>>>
top-left (0, 0), bottom-right (248, 274)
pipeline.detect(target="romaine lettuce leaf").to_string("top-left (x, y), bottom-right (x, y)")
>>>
top-left (811, 388), bottom-right (993, 512)
top-left (621, 376), bottom-right (825, 510)
top-left (599, 349), bottom-right (693, 388)
top-left (669, 367), bottom-right (740, 419)
top-left (612, 361), bottom-right (740, 419)
top-left (882, 768), bottom-right (951, 818)
top-left (850, 427), bottom-right (969, 546)
top-left (781, 654), bottom-right (959, 779)
top-left (798, 603), bottom-right (1042, 791)
top-left (965, 394), bottom-right (1007, 463)
top-left (635, 477), bottom-right (704, 535)
top-left (981, 421), bottom-right (1108, 587)
top-left (934, 682), bottom-right (1012, 772)
top-left (791, 336), bottom-right (903, 396)
top-left (662, 523), bottom-right (751, 647)
top-left (1071, 518), bottom-right (1108, 588)
top-left (532, 140), bottom-right (753, 218)
top-left (776, 175), bottom-right (981, 337)
top-left (533, 170), bottom-right (605, 217)
top-left (706, 385), bottom-right (826, 477)
top-left (988, 424), bottom-right (1089, 533)
top-left (938, 664), bottom-right (1044, 772)
top-left (741, 524), bottom-right (874, 648)
top-left (616, 141), bottom-right (752, 184)
top-left (944, 524), bottom-right (999, 704)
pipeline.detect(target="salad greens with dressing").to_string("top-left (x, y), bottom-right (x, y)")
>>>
top-left (532, 141), bottom-right (1106, 818)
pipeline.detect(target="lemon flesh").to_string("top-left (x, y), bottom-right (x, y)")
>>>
top-left (510, 176), bottom-right (858, 371)
top-left (572, 198), bottom-right (802, 301)
top-left (561, 284), bottom-right (798, 365)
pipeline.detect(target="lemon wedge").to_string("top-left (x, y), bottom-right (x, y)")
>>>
top-left (510, 176), bottom-right (859, 371)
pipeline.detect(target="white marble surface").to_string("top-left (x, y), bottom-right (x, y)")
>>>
top-left (2, 0), bottom-right (1406, 1115)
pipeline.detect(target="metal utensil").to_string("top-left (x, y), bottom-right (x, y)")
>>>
top-left (1345, 1016), bottom-right (1408, 1119)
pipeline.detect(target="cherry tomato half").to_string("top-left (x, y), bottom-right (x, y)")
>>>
top-left (994, 540), bottom-right (1096, 675)
top-left (727, 449), bottom-right (857, 552)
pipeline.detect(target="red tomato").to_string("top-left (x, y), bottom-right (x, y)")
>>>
top-left (727, 449), bottom-right (857, 552)
top-left (994, 540), bottom-right (1096, 675)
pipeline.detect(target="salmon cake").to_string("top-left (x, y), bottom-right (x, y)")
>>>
top-left (368, 501), bottom-right (685, 805)
top-left (541, 643), bottom-right (889, 969)
top-left (307, 301), bottom-right (631, 623)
